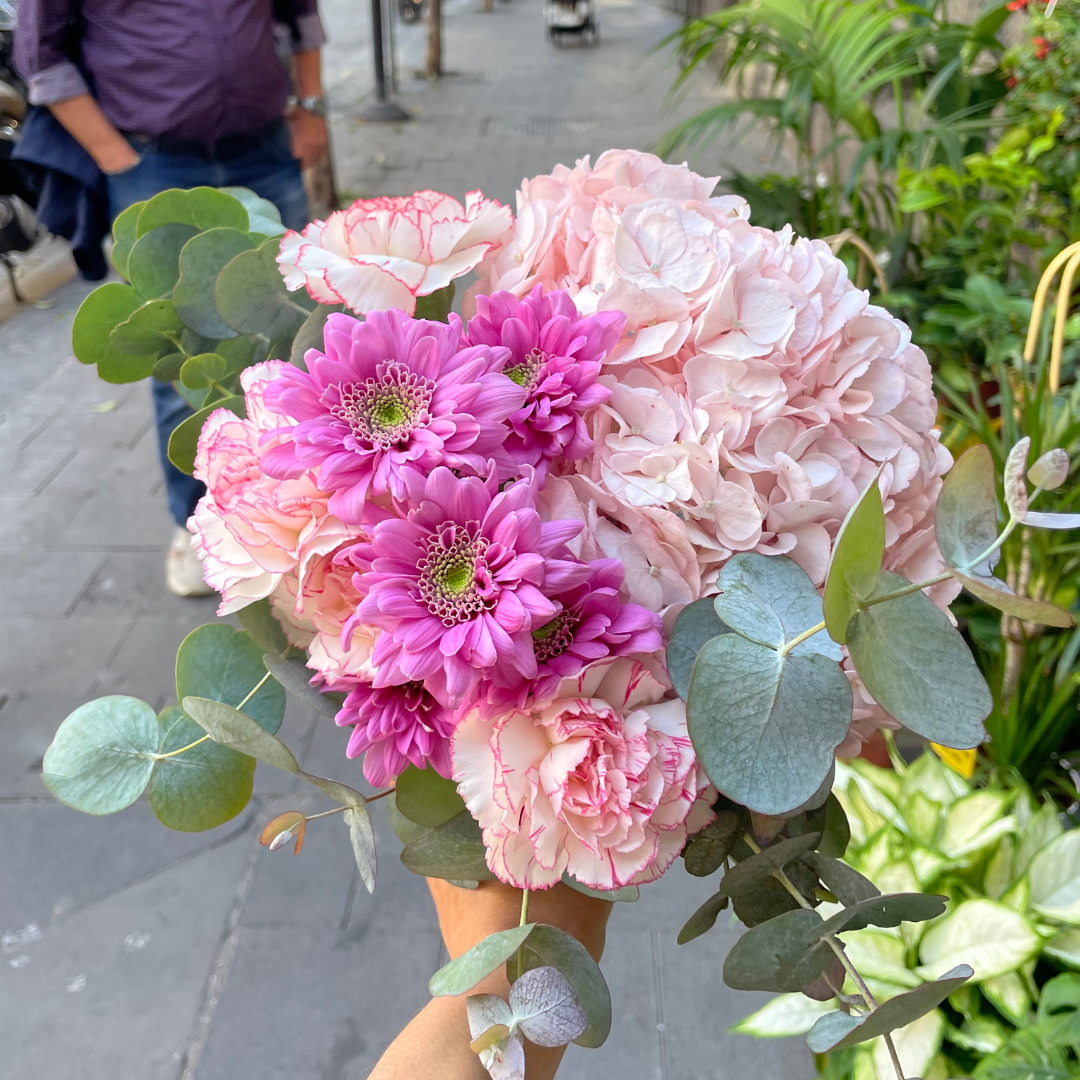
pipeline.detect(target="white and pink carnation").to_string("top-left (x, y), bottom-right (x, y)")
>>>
top-left (453, 657), bottom-right (714, 890)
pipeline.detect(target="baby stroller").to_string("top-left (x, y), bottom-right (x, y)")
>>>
top-left (544, 0), bottom-right (598, 45)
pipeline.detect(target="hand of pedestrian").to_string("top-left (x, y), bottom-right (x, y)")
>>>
top-left (287, 109), bottom-right (329, 170)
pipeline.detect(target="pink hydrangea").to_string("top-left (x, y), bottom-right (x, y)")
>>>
top-left (349, 466), bottom-right (590, 707)
top-left (464, 285), bottom-right (625, 475)
top-left (453, 657), bottom-right (715, 890)
top-left (189, 362), bottom-right (358, 616)
top-left (258, 309), bottom-right (524, 524)
top-left (278, 190), bottom-right (513, 315)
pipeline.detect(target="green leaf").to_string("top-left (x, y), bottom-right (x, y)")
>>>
top-left (846, 572), bottom-right (991, 748)
top-left (179, 352), bottom-right (228, 390)
top-left (182, 696), bottom-right (300, 774)
top-left (219, 187), bottom-right (285, 236)
top-left (300, 772), bottom-right (366, 808)
top-left (167, 394), bottom-right (245, 475)
top-left (732, 877), bottom-right (804, 927)
top-left (216, 238), bottom-right (313, 337)
top-left (917, 899), bottom-right (1040, 982)
top-left (176, 623), bottom-right (285, 733)
top-left (720, 833), bottom-right (821, 899)
top-left (136, 187), bottom-right (248, 236)
top-left (429, 924), bottom-right (536, 996)
top-left (732, 993), bottom-right (834, 1038)
top-left (173, 228), bottom-right (256, 339)
top-left (713, 553), bottom-right (841, 659)
top-left (1029, 830), bottom-right (1080, 924)
top-left (684, 810), bottom-right (742, 877)
top-left (290, 303), bottom-right (344, 368)
top-left (387, 791), bottom-right (429, 846)
top-left (506, 923), bottom-right (611, 1047)
top-left (935, 443), bottom-right (1000, 573)
top-left (814, 892), bottom-right (947, 937)
top-left (950, 567), bottom-right (1074, 628)
top-left (72, 282), bottom-right (143, 367)
top-left (395, 764), bottom-right (467, 829)
top-left (414, 282), bottom-right (456, 322)
top-left (803, 850), bottom-right (880, 906)
top-left (152, 353), bottom-right (186, 382)
top-left (261, 652), bottom-right (340, 719)
top-left (687, 633), bottom-right (852, 815)
top-left (344, 804), bottom-right (377, 893)
top-left (148, 706), bottom-right (254, 831)
top-left (805, 965), bottom-right (973, 1051)
top-left (109, 299), bottom-right (183, 355)
top-left (667, 597), bottom-right (731, 700)
top-left (560, 876), bottom-right (639, 903)
top-left (677, 890), bottom-right (729, 944)
top-left (126, 223), bottom-right (200, 299)
top-left (823, 475), bottom-right (884, 644)
top-left (806, 794), bottom-right (850, 858)
top-left (111, 201), bottom-right (146, 279)
top-left (722, 908), bottom-right (833, 993)
top-left (42, 696), bottom-right (159, 814)
top-left (237, 598), bottom-right (290, 657)
top-left (400, 811), bottom-right (497, 881)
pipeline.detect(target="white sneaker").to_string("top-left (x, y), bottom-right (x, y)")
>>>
top-left (165, 527), bottom-right (215, 598)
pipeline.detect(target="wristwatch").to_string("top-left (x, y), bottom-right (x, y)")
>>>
top-left (287, 94), bottom-right (327, 118)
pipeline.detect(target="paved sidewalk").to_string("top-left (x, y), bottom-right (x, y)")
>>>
top-left (0, 1), bottom-right (808, 1077)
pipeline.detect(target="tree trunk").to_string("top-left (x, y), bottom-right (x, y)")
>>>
top-left (426, 0), bottom-right (442, 78)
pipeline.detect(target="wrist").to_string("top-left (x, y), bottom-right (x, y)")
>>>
top-left (98, 142), bottom-right (141, 175)
top-left (286, 94), bottom-right (327, 119)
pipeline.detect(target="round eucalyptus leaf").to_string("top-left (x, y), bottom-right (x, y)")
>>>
top-left (846, 572), bottom-right (991, 748)
top-left (173, 228), bottom-right (256, 339)
top-left (216, 239), bottom-right (312, 337)
top-left (176, 622), bottom-right (285, 733)
top-left (722, 907), bottom-right (831, 993)
top-left (167, 394), bottom-right (245, 475)
top-left (219, 186), bottom-right (285, 236)
top-left (935, 444), bottom-right (999, 573)
top-left (236, 598), bottom-right (290, 657)
top-left (400, 811), bottom-right (496, 882)
top-left (677, 890), bottom-right (729, 945)
top-left (179, 352), bottom-right (228, 390)
top-left (127, 223), bottom-right (200, 299)
top-left (560, 876), bottom-right (639, 903)
top-left (72, 282), bottom-right (143, 367)
top-left (110, 201), bottom-right (146, 279)
top-left (510, 965), bottom-right (588, 1048)
top-left (414, 282), bottom-right (456, 322)
top-left (136, 187), bottom-right (248, 236)
top-left (290, 303), bottom-right (345, 367)
top-left (429, 923), bottom-right (536, 997)
top-left (667, 597), bottom-right (731, 700)
top-left (216, 334), bottom-right (257, 377)
top-left (152, 352), bottom-right (186, 382)
top-left (262, 652), bottom-right (340, 719)
top-left (43, 696), bottom-right (159, 814)
top-left (344, 804), bottom-right (377, 893)
top-left (683, 810), bottom-right (742, 877)
top-left (395, 764), bottom-right (466, 829)
top-left (109, 299), bottom-right (183, 356)
top-left (148, 706), bottom-right (255, 831)
top-left (823, 474), bottom-right (884, 644)
top-left (687, 633), bottom-right (852, 815)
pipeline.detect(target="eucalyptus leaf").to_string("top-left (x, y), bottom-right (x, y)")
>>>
top-left (803, 850), bottom-right (880, 905)
top-left (823, 474), bottom-right (884, 644)
top-left (720, 833), bottom-right (821, 899)
top-left (935, 443), bottom-right (999, 573)
top-left (387, 791), bottom-right (429, 846)
top-left (179, 352), bottom-right (228, 390)
top-left (815, 892), bottom-right (947, 937)
top-left (110, 201), bottom-right (145, 278)
top-left (731, 876), bottom-right (804, 928)
top-left (667, 597), bottom-right (731, 700)
top-left (127, 223), bottom-right (199, 299)
top-left (949, 567), bottom-right (1074, 627)
top-left (688, 633), bottom-right (852, 815)
top-left (430, 924), bottom-right (536, 997)
top-left (152, 353), bottom-right (186, 382)
top-left (136, 187), bottom-right (248, 235)
top-left (677, 890), bottom-right (729, 944)
top-left (72, 282), bottom-right (143, 367)
top-left (148, 706), bottom-right (254, 831)
top-left (395, 764), bottom-right (467, 829)
top-left (713, 553), bottom-right (841, 659)
top-left (216, 238), bottom-right (313, 338)
top-left (414, 282), bottom-right (456, 322)
top-left (42, 696), bottom-right (159, 814)
top-left (262, 652), bottom-right (340, 719)
top-left (167, 394), bottom-right (245, 475)
top-left (805, 965), bottom-right (973, 1051)
top-left (846, 572), bottom-right (991, 748)
top-left (290, 303), bottom-right (344, 367)
top-left (401, 811), bottom-right (497, 881)
top-left (684, 810), bottom-right (742, 877)
top-left (722, 908), bottom-right (833, 993)
top-left (560, 876), bottom-right (639, 903)
top-left (510, 965), bottom-right (588, 1048)
top-left (181, 697), bottom-right (300, 773)
top-left (109, 299), bottom-right (183, 356)
top-left (219, 187), bottom-right (285, 236)
top-left (344, 804), bottom-right (377, 893)
top-left (237, 598), bottom-right (290, 657)
top-left (173, 227), bottom-right (256, 339)
top-left (299, 771), bottom-right (366, 807)
top-left (806, 794), bottom-right (851, 859)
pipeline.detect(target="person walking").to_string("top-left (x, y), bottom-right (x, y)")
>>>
top-left (15, 0), bottom-right (329, 595)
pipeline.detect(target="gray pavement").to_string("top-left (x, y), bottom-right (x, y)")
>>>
top-left (0, 0), bottom-right (810, 1076)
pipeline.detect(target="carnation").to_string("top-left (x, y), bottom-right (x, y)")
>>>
top-left (453, 657), bottom-right (714, 890)
top-left (278, 190), bottom-right (513, 315)
top-left (258, 309), bottom-right (525, 524)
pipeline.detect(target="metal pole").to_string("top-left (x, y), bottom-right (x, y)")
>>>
top-left (362, 0), bottom-right (410, 120)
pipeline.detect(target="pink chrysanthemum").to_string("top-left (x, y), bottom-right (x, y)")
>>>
top-left (336, 680), bottom-right (456, 786)
top-left (465, 286), bottom-right (625, 475)
top-left (348, 466), bottom-right (589, 707)
top-left (479, 558), bottom-right (663, 713)
top-left (258, 310), bottom-right (525, 524)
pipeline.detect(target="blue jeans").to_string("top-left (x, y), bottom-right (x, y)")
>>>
top-left (108, 121), bottom-right (309, 526)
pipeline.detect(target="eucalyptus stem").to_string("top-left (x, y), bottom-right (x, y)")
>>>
top-left (778, 621), bottom-right (826, 657)
top-left (862, 572), bottom-right (952, 608)
top-left (237, 670), bottom-right (272, 711)
top-left (154, 734), bottom-right (210, 760)
top-left (304, 805), bottom-right (348, 821)
top-left (364, 786), bottom-right (396, 804)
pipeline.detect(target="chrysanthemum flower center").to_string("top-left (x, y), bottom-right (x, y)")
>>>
top-left (504, 348), bottom-right (546, 393)
top-left (417, 522), bottom-right (497, 625)
top-left (333, 360), bottom-right (435, 449)
top-left (532, 611), bottom-right (577, 662)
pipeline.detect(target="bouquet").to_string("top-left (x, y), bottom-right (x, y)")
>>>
top-left (52, 152), bottom-right (1080, 1079)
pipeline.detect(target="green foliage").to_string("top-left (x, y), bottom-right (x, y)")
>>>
top-left (430, 924), bottom-right (537, 996)
top-left (395, 765), bottom-right (468, 828)
top-left (68, 187), bottom-right (316, 476)
top-left (400, 810), bottom-right (497, 881)
top-left (823, 475), bottom-right (885, 644)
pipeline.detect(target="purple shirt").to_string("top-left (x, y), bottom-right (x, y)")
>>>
top-left (15, 0), bottom-right (325, 142)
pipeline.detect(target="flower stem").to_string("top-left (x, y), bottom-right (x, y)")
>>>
top-left (364, 786), bottom-right (396, 804)
top-left (516, 888), bottom-right (531, 980)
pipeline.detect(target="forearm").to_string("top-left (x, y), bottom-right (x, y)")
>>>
top-left (293, 49), bottom-right (322, 97)
top-left (47, 94), bottom-right (139, 173)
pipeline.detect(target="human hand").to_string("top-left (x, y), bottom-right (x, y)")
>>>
top-left (287, 109), bottom-right (328, 170)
